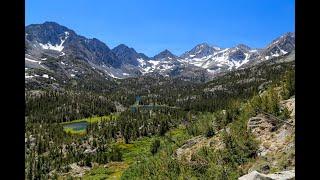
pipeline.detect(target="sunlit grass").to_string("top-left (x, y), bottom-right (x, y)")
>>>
top-left (82, 125), bottom-right (190, 179)
top-left (61, 114), bottom-right (119, 125)
top-left (61, 114), bottom-right (119, 134)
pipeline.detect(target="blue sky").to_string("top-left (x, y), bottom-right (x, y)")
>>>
top-left (26, 0), bottom-right (295, 57)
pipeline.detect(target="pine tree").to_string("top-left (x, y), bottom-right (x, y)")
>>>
top-left (150, 139), bottom-right (161, 155)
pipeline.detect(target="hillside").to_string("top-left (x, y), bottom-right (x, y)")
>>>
top-left (25, 43), bottom-right (295, 180)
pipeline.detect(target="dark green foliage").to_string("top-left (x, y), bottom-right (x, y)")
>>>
top-left (150, 139), bottom-right (161, 155)
top-left (249, 88), bottom-right (281, 116)
top-left (280, 107), bottom-right (291, 120)
top-left (214, 110), bottom-right (228, 130)
top-left (25, 91), bottom-right (116, 123)
top-left (84, 156), bottom-right (92, 167)
top-left (109, 146), bottom-right (123, 162)
top-left (205, 126), bottom-right (215, 137)
top-left (159, 119), bottom-right (169, 136)
top-left (116, 107), bottom-right (186, 144)
top-left (281, 70), bottom-right (295, 99)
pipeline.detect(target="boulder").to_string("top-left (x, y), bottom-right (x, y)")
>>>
top-left (83, 148), bottom-right (97, 154)
top-left (239, 171), bottom-right (272, 180)
top-left (267, 170), bottom-right (295, 179)
top-left (239, 170), bottom-right (295, 180)
top-left (68, 163), bottom-right (91, 177)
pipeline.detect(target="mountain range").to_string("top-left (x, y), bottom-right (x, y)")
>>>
top-left (25, 22), bottom-right (295, 82)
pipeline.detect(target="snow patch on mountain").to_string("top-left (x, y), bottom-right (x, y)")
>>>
top-left (280, 49), bottom-right (288, 54)
top-left (104, 70), bottom-right (120, 79)
top-left (160, 63), bottom-right (173, 70)
top-left (25, 57), bottom-right (42, 64)
top-left (137, 58), bottom-right (146, 67)
top-left (39, 31), bottom-right (69, 52)
top-left (25, 75), bottom-right (34, 79)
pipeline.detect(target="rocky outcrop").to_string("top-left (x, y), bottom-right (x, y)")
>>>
top-left (175, 136), bottom-right (207, 162)
top-left (115, 101), bottom-right (127, 112)
top-left (66, 163), bottom-right (91, 177)
top-left (239, 170), bottom-right (295, 180)
top-left (248, 113), bottom-right (294, 157)
top-left (246, 97), bottom-right (295, 174)
top-left (203, 85), bottom-right (227, 92)
top-left (175, 132), bottom-right (225, 162)
top-left (247, 114), bottom-right (276, 135)
top-left (258, 81), bottom-right (272, 94)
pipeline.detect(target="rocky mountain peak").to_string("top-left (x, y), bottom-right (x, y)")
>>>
top-left (138, 53), bottom-right (150, 60)
top-left (113, 44), bottom-right (136, 53)
top-left (26, 22), bottom-right (74, 45)
top-left (153, 49), bottom-right (177, 60)
top-left (197, 42), bottom-right (210, 48)
top-left (112, 44), bottom-right (143, 66)
top-left (262, 32), bottom-right (295, 59)
top-left (236, 44), bottom-right (251, 51)
top-left (180, 43), bottom-right (217, 59)
top-left (283, 32), bottom-right (295, 38)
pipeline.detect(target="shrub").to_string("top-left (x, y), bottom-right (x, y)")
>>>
top-left (110, 147), bottom-right (122, 162)
top-left (150, 139), bottom-right (161, 155)
top-left (205, 126), bottom-right (215, 137)
top-left (279, 107), bottom-right (291, 120)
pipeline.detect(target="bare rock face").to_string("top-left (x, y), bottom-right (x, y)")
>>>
top-left (267, 170), bottom-right (295, 180)
top-left (238, 170), bottom-right (295, 180)
top-left (175, 134), bottom-right (224, 162)
top-left (247, 114), bottom-right (275, 136)
top-left (245, 97), bottom-right (295, 175)
top-left (175, 136), bottom-right (207, 162)
top-left (247, 113), bottom-right (294, 157)
top-left (239, 171), bottom-right (271, 180)
top-left (114, 101), bottom-right (127, 112)
top-left (68, 163), bottom-right (91, 177)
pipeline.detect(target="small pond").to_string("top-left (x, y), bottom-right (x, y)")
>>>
top-left (63, 121), bottom-right (88, 131)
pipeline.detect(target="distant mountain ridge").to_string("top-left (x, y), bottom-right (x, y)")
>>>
top-left (25, 21), bottom-right (295, 81)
